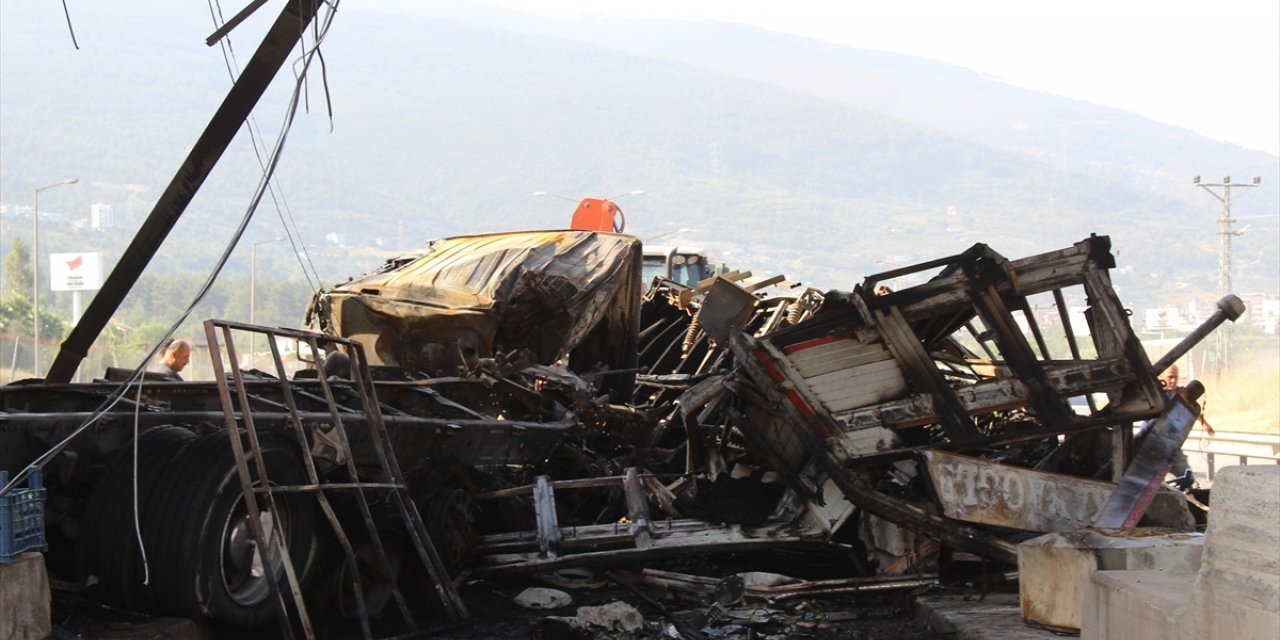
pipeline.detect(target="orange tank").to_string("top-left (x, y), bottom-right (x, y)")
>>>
top-left (569, 197), bottom-right (626, 232)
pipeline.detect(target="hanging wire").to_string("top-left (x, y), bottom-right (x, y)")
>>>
top-left (2, 0), bottom-right (343, 497)
top-left (208, 0), bottom-right (325, 293)
top-left (60, 0), bottom-right (80, 49)
top-left (130, 379), bottom-right (151, 584)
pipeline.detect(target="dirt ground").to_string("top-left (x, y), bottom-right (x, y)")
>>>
top-left (49, 549), bottom-right (948, 639)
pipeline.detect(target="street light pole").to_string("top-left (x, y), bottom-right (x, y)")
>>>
top-left (32, 178), bottom-right (79, 376)
top-left (250, 237), bottom-right (285, 365)
top-left (531, 191), bottom-right (579, 203)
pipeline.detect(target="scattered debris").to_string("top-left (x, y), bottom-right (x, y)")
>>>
top-left (576, 601), bottom-right (646, 633)
top-left (515, 587), bottom-right (574, 610)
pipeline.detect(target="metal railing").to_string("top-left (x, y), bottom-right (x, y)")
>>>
top-left (1183, 429), bottom-right (1280, 482)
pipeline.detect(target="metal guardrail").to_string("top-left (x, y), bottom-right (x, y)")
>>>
top-left (1183, 429), bottom-right (1280, 481)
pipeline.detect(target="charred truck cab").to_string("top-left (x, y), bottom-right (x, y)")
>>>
top-left (307, 230), bottom-right (643, 401)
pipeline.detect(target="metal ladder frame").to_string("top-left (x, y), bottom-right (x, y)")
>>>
top-left (204, 319), bottom-right (469, 639)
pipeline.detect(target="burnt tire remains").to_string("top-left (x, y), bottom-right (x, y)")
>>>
top-left (141, 429), bottom-right (316, 628)
top-left (78, 425), bottom-right (197, 610)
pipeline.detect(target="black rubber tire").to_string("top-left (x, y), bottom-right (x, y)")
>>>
top-left (78, 425), bottom-right (198, 610)
top-left (142, 429), bottom-right (316, 628)
top-left (426, 488), bottom-right (475, 573)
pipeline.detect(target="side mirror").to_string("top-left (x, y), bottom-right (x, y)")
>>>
top-left (296, 339), bottom-right (319, 364)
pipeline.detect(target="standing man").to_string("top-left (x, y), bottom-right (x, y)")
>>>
top-left (1159, 364), bottom-right (1194, 488)
top-left (151, 339), bottom-right (191, 381)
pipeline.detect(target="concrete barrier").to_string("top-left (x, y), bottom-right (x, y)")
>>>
top-left (1019, 527), bottom-right (1204, 631)
top-left (1082, 465), bottom-right (1280, 640)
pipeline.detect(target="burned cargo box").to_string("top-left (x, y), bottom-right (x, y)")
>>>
top-left (307, 230), bottom-right (642, 398)
top-left (725, 235), bottom-right (1168, 471)
top-left (708, 235), bottom-right (1229, 563)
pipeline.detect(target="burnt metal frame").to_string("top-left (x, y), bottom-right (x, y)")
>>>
top-left (727, 330), bottom-right (1021, 565)
top-left (707, 236), bottom-right (1205, 565)
top-left (205, 320), bottom-right (468, 640)
top-left (468, 467), bottom-right (833, 574)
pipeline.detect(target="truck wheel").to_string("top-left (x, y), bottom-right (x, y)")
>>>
top-left (79, 425), bottom-right (197, 610)
top-left (426, 488), bottom-right (475, 573)
top-left (144, 429), bottom-right (316, 628)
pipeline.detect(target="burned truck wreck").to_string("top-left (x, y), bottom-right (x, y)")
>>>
top-left (2, 3), bottom-right (1248, 637)
top-left (306, 230), bottom-right (642, 401)
top-left (0, 231), bottom-right (1241, 638)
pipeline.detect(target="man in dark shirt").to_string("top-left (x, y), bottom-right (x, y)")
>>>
top-left (151, 339), bottom-right (191, 381)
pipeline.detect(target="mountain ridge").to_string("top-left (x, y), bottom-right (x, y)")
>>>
top-left (1, 2), bottom-right (1275, 307)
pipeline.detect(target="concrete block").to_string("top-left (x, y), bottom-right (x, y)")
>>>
top-left (0, 551), bottom-right (51, 640)
top-left (1018, 528), bottom-right (1203, 631)
top-left (1082, 465), bottom-right (1280, 640)
top-left (1185, 464), bottom-right (1280, 640)
top-left (1081, 570), bottom-right (1185, 640)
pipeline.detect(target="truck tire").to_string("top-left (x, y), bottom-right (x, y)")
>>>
top-left (78, 425), bottom-right (197, 610)
top-left (143, 429), bottom-right (316, 628)
top-left (426, 488), bottom-right (475, 573)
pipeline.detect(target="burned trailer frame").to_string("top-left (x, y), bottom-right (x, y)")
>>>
top-left (0, 370), bottom-right (578, 494)
top-left (736, 236), bottom-right (1164, 469)
top-left (0, 322), bottom-right (600, 634)
top-left (711, 235), bottom-right (1238, 564)
top-left (0, 227), bottom-right (668, 633)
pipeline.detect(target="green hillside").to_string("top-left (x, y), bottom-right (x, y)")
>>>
top-left (0, 0), bottom-right (1276, 355)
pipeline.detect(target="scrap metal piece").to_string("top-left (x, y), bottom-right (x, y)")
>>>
top-left (696, 278), bottom-right (760, 345)
top-left (926, 450), bottom-right (1110, 533)
top-left (1096, 385), bottom-right (1204, 528)
top-left (534, 476), bottom-right (561, 559)
top-left (640, 568), bottom-right (938, 601)
top-left (623, 468), bottom-right (653, 549)
top-left (923, 451), bottom-right (1193, 533)
top-left (1150, 294), bottom-right (1246, 374)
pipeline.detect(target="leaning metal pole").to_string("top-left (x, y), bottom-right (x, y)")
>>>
top-left (1151, 294), bottom-right (1246, 375)
top-left (45, 0), bottom-right (321, 384)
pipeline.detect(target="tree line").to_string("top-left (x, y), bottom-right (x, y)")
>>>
top-left (1, 236), bottom-right (318, 380)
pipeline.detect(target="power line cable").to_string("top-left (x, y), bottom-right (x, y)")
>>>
top-left (208, 0), bottom-right (325, 293)
top-left (2, 0), bottom-right (343, 496)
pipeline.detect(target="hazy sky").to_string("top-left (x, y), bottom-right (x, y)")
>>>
top-left (469, 0), bottom-right (1280, 156)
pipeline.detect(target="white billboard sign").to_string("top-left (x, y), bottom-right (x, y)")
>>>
top-left (1144, 307), bottom-right (1180, 331)
top-left (50, 252), bottom-right (103, 291)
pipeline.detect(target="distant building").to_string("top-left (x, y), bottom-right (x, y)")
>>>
top-left (91, 203), bottom-right (115, 230)
top-left (1261, 298), bottom-right (1279, 335)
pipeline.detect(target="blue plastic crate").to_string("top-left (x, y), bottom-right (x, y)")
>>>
top-left (0, 469), bottom-right (48, 564)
